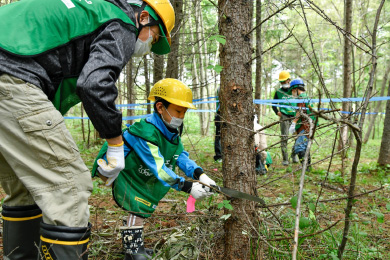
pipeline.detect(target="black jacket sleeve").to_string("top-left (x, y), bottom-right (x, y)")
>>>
top-left (272, 91), bottom-right (279, 115)
top-left (76, 21), bottom-right (136, 139)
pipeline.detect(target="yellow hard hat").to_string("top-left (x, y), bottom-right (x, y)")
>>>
top-left (143, 0), bottom-right (175, 55)
top-left (148, 78), bottom-right (196, 109)
top-left (279, 71), bottom-right (290, 82)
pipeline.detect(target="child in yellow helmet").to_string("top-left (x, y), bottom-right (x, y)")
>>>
top-left (93, 78), bottom-right (216, 259)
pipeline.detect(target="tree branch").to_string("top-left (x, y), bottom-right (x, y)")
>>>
top-left (246, 0), bottom-right (297, 36)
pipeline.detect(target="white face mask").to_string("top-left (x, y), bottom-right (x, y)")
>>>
top-left (162, 106), bottom-right (183, 129)
top-left (281, 83), bottom-right (290, 89)
top-left (133, 17), bottom-right (153, 57)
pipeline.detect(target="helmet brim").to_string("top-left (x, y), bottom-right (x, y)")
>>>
top-left (149, 95), bottom-right (197, 110)
top-left (144, 5), bottom-right (171, 55)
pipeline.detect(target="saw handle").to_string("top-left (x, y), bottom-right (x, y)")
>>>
top-left (210, 184), bottom-right (221, 192)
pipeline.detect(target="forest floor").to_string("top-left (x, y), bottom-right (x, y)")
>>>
top-left (83, 113), bottom-right (390, 260)
top-left (0, 114), bottom-right (389, 259)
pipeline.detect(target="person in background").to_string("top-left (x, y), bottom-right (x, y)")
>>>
top-left (0, 0), bottom-right (174, 259)
top-left (93, 79), bottom-right (216, 260)
top-left (254, 114), bottom-right (272, 174)
top-left (272, 71), bottom-right (299, 166)
top-left (288, 79), bottom-right (316, 171)
top-left (214, 87), bottom-right (223, 163)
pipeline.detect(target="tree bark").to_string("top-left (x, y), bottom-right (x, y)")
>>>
top-left (363, 62), bottom-right (390, 143)
top-left (144, 56), bottom-right (151, 114)
top-left (165, 0), bottom-right (182, 79)
top-left (153, 54), bottom-right (164, 84)
top-left (255, 0), bottom-right (262, 119)
top-left (218, 0), bottom-right (258, 259)
top-left (339, 0), bottom-right (353, 175)
top-left (337, 1), bottom-right (385, 258)
top-left (194, 0), bottom-right (209, 135)
top-left (378, 78), bottom-right (390, 165)
top-left (188, 2), bottom-right (200, 103)
top-left (126, 59), bottom-right (134, 125)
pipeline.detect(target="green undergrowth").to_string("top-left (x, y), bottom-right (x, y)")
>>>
top-left (61, 114), bottom-right (390, 259)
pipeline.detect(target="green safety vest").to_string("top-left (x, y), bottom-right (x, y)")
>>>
top-left (0, 0), bottom-right (136, 114)
top-left (275, 89), bottom-right (296, 116)
top-left (93, 119), bottom-right (184, 218)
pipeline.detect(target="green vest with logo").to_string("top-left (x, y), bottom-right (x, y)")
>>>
top-left (275, 89), bottom-right (295, 116)
top-left (93, 119), bottom-right (184, 218)
top-left (0, 0), bottom-right (135, 115)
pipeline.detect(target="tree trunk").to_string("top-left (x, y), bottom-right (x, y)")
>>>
top-left (81, 104), bottom-right (85, 143)
top-left (126, 59), bottom-right (134, 125)
top-left (199, 4), bottom-right (211, 135)
top-left (363, 62), bottom-right (390, 143)
top-left (194, 0), bottom-right (208, 135)
top-left (339, 0), bottom-right (353, 176)
top-left (378, 78), bottom-right (390, 165)
top-left (255, 0), bottom-right (262, 119)
top-left (144, 56), bottom-right (151, 114)
top-left (337, 1), bottom-right (384, 258)
top-left (218, 0), bottom-right (258, 259)
top-left (188, 2), bottom-right (200, 103)
top-left (153, 54), bottom-right (164, 84)
top-left (165, 0), bottom-right (182, 79)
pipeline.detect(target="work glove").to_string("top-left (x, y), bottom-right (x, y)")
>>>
top-left (289, 122), bottom-right (296, 135)
top-left (97, 142), bottom-right (125, 186)
top-left (199, 174), bottom-right (216, 193)
top-left (190, 182), bottom-right (209, 200)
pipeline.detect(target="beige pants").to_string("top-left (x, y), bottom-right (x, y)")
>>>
top-left (0, 74), bottom-right (92, 227)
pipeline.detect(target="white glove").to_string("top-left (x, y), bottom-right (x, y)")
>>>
top-left (190, 182), bottom-right (209, 200)
top-left (199, 174), bottom-right (216, 192)
top-left (289, 122), bottom-right (296, 135)
top-left (97, 142), bottom-right (125, 186)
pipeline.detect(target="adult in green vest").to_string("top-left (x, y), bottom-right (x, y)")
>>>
top-left (272, 70), bottom-right (299, 166)
top-left (93, 78), bottom-right (216, 259)
top-left (0, 0), bottom-right (174, 259)
top-left (288, 78), bottom-right (316, 171)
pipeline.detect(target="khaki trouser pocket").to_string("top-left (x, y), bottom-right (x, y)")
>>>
top-left (0, 80), bottom-right (13, 101)
top-left (16, 107), bottom-right (77, 168)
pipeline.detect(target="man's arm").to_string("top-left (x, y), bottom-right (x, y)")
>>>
top-left (272, 91), bottom-right (281, 116)
top-left (76, 22), bottom-right (136, 139)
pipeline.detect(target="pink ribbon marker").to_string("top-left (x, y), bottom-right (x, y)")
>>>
top-left (186, 195), bottom-right (196, 213)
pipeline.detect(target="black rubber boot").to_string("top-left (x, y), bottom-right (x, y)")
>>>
top-left (121, 226), bottom-right (151, 260)
top-left (38, 222), bottom-right (91, 260)
top-left (298, 152), bottom-right (311, 171)
top-left (2, 204), bottom-right (42, 260)
top-left (282, 149), bottom-right (289, 166)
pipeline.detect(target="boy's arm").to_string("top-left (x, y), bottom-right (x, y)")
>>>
top-left (176, 150), bottom-right (203, 179)
top-left (176, 151), bottom-right (216, 191)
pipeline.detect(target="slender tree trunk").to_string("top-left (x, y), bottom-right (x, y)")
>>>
top-left (194, 0), bottom-right (208, 135)
top-left (255, 0), bottom-right (262, 119)
top-left (363, 62), bottom-right (390, 143)
top-left (126, 59), bottom-right (134, 125)
top-left (188, 4), bottom-right (200, 103)
top-left (199, 5), bottom-right (211, 135)
top-left (218, 0), bottom-right (258, 258)
top-left (338, 1), bottom-right (384, 258)
top-left (153, 54), bottom-right (164, 84)
top-left (378, 79), bottom-right (390, 165)
top-left (165, 0), bottom-right (182, 79)
top-left (144, 56), bottom-right (151, 114)
top-left (81, 104), bottom-right (85, 142)
top-left (339, 0), bottom-right (353, 176)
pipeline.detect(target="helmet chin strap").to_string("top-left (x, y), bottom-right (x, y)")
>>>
top-left (137, 2), bottom-right (162, 37)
